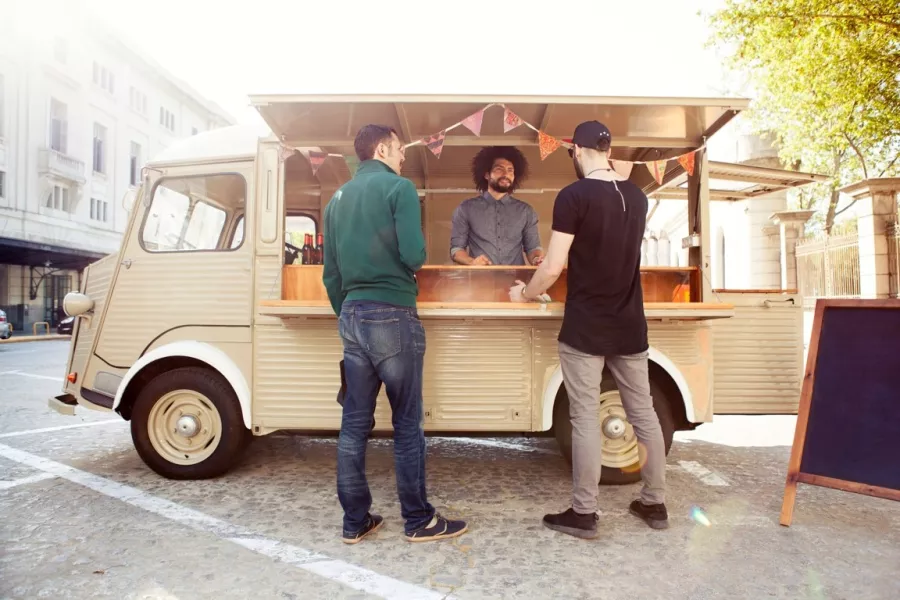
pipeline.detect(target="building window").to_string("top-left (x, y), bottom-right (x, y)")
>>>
top-left (92, 123), bottom-right (107, 174)
top-left (130, 142), bottom-right (142, 186)
top-left (129, 86), bottom-right (147, 116)
top-left (46, 185), bottom-right (70, 212)
top-left (50, 98), bottom-right (68, 154)
top-left (0, 73), bottom-right (4, 138)
top-left (192, 127), bottom-right (198, 136)
top-left (92, 62), bottom-right (115, 95)
top-left (0, 171), bottom-right (5, 198)
top-left (141, 174), bottom-right (245, 252)
top-left (54, 38), bottom-right (68, 63)
top-left (90, 197), bottom-right (109, 222)
top-left (159, 107), bottom-right (175, 132)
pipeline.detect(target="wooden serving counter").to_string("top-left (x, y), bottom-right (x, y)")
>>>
top-left (282, 264), bottom-right (699, 304)
top-left (259, 299), bottom-right (735, 320)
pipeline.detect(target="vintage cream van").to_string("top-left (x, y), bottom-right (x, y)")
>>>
top-left (53, 94), bottom-right (809, 481)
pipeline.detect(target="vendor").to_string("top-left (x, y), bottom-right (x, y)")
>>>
top-left (449, 146), bottom-right (544, 266)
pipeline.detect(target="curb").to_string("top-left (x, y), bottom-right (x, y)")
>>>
top-left (0, 335), bottom-right (71, 344)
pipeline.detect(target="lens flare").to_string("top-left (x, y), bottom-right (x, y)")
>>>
top-left (690, 505), bottom-right (711, 527)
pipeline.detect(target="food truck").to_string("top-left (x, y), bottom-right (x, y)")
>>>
top-left (52, 94), bottom-right (810, 482)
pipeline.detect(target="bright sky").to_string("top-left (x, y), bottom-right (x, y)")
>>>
top-left (81, 0), bottom-right (747, 131)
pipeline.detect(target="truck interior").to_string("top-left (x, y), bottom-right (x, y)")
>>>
top-left (254, 95), bottom-right (754, 309)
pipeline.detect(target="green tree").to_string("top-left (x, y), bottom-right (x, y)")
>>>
top-left (707, 0), bottom-right (900, 233)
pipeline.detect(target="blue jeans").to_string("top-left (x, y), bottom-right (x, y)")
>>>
top-left (337, 301), bottom-right (435, 535)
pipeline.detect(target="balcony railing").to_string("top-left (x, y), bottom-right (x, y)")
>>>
top-left (38, 148), bottom-right (86, 184)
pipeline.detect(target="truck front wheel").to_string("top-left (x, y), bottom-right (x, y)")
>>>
top-left (131, 366), bottom-right (250, 480)
top-left (553, 376), bottom-right (675, 485)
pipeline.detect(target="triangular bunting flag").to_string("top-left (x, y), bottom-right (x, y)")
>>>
top-left (423, 130), bottom-right (446, 158)
top-left (503, 107), bottom-right (523, 133)
top-left (538, 131), bottom-right (561, 160)
top-left (645, 159), bottom-right (668, 185)
top-left (309, 151), bottom-right (327, 176)
top-left (462, 110), bottom-right (484, 136)
top-left (677, 151), bottom-right (696, 176)
top-left (278, 145), bottom-right (295, 163)
top-left (343, 154), bottom-right (360, 177)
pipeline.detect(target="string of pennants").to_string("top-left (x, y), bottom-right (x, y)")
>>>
top-left (278, 103), bottom-right (702, 186)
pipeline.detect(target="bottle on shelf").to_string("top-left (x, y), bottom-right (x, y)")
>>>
top-left (301, 233), bottom-right (313, 265)
top-left (315, 232), bottom-right (324, 265)
top-left (657, 230), bottom-right (671, 266)
top-left (646, 231), bottom-right (659, 267)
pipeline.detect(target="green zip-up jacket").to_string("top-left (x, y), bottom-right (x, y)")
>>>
top-left (322, 160), bottom-right (426, 315)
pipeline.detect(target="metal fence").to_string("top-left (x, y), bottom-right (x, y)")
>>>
top-left (796, 233), bottom-right (861, 304)
top-left (888, 221), bottom-right (900, 299)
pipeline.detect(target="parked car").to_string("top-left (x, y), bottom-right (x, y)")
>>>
top-left (57, 316), bottom-right (75, 335)
top-left (0, 310), bottom-right (10, 340)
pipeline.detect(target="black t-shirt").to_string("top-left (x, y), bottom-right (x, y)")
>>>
top-left (552, 177), bottom-right (648, 356)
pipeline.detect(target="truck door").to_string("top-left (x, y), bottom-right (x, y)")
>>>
top-left (83, 163), bottom-right (254, 401)
top-left (711, 290), bottom-right (805, 414)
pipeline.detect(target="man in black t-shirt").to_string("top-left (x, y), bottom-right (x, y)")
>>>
top-left (509, 120), bottom-right (668, 538)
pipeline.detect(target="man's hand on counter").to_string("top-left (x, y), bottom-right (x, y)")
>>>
top-left (472, 255), bottom-right (492, 266)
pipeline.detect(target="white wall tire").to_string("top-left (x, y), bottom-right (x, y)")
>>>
top-left (131, 366), bottom-right (249, 479)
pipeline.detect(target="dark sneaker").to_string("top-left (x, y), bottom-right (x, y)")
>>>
top-left (405, 514), bottom-right (468, 543)
top-left (342, 513), bottom-right (384, 544)
top-left (629, 500), bottom-right (669, 529)
top-left (542, 508), bottom-right (599, 539)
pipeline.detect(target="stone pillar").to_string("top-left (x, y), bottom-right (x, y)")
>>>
top-left (771, 210), bottom-right (815, 291)
top-left (839, 178), bottom-right (900, 298)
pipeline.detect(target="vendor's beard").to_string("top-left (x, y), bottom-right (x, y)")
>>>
top-left (489, 178), bottom-right (512, 193)
top-left (573, 156), bottom-right (585, 179)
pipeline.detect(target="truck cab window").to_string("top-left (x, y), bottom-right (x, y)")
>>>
top-left (141, 173), bottom-right (246, 252)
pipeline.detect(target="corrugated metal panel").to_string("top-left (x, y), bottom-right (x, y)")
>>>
top-left (66, 253), bottom-right (117, 395)
top-left (252, 319), bottom-right (533, 431)
top-left (426, 323), bottom-right (532, 428)
top-left (95, 251), bottom-right (253, 365)
top-left (712, 294), bottom-right (803, 414)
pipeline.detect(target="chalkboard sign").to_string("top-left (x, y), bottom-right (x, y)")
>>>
top-left (780, 299), bottom-right (900, 526)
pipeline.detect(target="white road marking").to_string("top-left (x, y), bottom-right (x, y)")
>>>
top-left (0, 472), bottom-right (57, 491)
top-left (678, 460), bottom-right (730, 486)
top-left (0, 370), bottom-right (62, 381)
top-left (0, 420), bottom-right (123, 439)
top-left (433, 437), bottom-right (560, 456)
top-left (0, 443), bottom-right (454, 600)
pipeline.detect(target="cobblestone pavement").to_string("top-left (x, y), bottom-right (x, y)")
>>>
top-left (2, 341), bottom-right (898, 599)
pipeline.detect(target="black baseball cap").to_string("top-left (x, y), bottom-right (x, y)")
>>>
top-left (564, 120), bottom-right (612, 151)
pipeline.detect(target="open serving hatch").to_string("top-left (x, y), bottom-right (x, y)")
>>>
top-left (250, 94), bottom-right (752, 320)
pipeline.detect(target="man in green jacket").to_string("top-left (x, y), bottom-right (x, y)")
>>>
top-left (322, 124), bottom-right (468, 545)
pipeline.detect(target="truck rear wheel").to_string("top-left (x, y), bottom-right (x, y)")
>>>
top-left (131, 366), bottom-right (249, 480)
top-left (553, 376), bottom-right (675, 485)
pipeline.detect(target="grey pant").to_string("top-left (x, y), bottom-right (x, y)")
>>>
top-left (558, 341), bottom-right (666, 513)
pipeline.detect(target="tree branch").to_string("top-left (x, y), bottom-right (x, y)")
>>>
top-left (878, 153), bottom-right (900, 177)
top-left (754, 12), bottom-right (900, 32)
top-left (834, 199), bottom-right (859, 219)
top-left (843, 133), bottom-right (870, 180)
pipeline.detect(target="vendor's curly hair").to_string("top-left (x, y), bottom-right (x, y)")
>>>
top-left (471, 146), bottom-right (529, 193)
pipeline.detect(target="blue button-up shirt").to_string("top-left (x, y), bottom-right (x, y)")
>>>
top-left (449, 191), bottom-right (542, 265)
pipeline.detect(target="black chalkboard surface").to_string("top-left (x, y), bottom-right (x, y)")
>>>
top-left (780, 299), bottom-right (900, 526)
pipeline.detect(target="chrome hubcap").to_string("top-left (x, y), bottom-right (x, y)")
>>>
top-left (176, 415), bottom-right (201, 438)
top-left (602, 416), bottom-right (627, 439)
